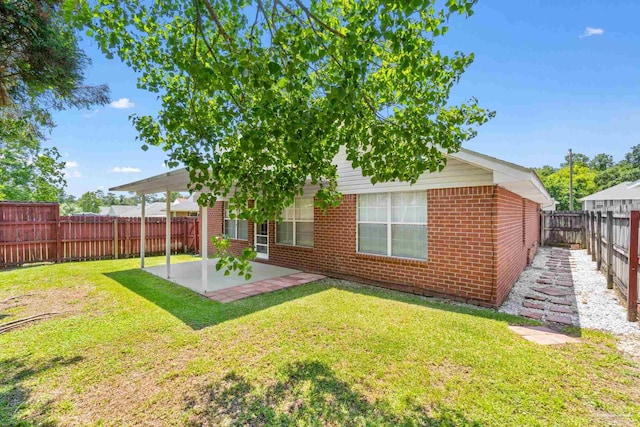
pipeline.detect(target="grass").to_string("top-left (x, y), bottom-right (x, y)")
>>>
top-left (1, 256), bottom-right (639, 426)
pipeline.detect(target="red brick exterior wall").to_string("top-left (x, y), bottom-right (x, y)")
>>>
top-left (494, 187), bottom-right (540, 305)
top-left (207, 185), bottom-right (541, 307)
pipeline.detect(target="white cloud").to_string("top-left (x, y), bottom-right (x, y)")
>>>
top-left (82, 109), bottom-right (100, 118)
top-left (64, 161), bottom-right (82, 178)
top-left (109, 98), bottom-right (135, 109)
top-left (108, 166), bottom-right (141, 173)
top-left (581, 27), bottom-right (604, 38)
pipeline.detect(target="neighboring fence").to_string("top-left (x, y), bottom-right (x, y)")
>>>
top-left (544, 210), bottom-right (639, 321)
top-left (586, 210), bottom-right (639, 322)
top-left (540, 211), bottom-right (586, 247)
top-left (0, 202), bottom-right (200, 268)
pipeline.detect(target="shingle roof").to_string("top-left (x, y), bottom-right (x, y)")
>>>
top-left (580, 181), bottom-right (640, 201)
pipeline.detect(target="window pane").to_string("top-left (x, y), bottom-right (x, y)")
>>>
top-left (276, 222), bottom-right (294, 245)
top-left (391, 192), bottom-right (427, 223)
top-left (237, 220), bottom-right (248, 240)
top-left (358, 193), bottom-right (388, 222)
top-left (282, 205), bottom-right (295, 221)
top-left (358, 223), bottom-right (387, 255)
top-left (223, 201), bottom-right (230, 220)
top-left (391, 224), bottom-right (427, 259)
top-left (224, 219), bottom-right (236, 239)
top-left (296, 198), bottom-right (314, 221)
top-left (296, 222), bottom-right (314, 247)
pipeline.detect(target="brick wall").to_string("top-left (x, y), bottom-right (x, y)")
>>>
top-left (494, 187), bottom-right (540, 305)
top-left (207, 185), bottom-right (540, 307)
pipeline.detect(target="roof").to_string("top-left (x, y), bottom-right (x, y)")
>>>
top-left (580, 182), bottom-right (640, 202)
top-left (109, 147), bottom-right (552, 205)
top-left (99, 203), bottom-right (167, 217)
top-left (170, 201), bottom-right (200, 212)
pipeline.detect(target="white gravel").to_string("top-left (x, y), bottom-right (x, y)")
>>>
top-left (500, 247), bottom-right (640, 336)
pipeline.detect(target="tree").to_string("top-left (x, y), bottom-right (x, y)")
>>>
top-left (560, 152), bottom-right (589, 167)
top-left (0, 0), bottom-right (109, 201)
top-left (594, 161), bottom-right (640, 191)
top-left (589, 153), bottom-right (614, 171)
top-left (541, 165), bottom-right (597, 210)
top-left (625, 144), bottom-right (640, 168)
top-left (72, 0), bottom-right (494, 222)
top-left (533, 165), bottom-right (556, 179)
top-left (78, 191), bottom-right (101, 213)
top-left (0, 138), bottom-right (66, 201)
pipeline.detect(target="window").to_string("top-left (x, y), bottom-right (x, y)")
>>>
top-left (276, 198), bottom-right (314, 247)
top-left (223, 202), bottom-right (248, 240)
top-left (357, 191), bottom-right (427, 260)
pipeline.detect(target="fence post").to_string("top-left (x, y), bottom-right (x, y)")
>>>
top-left (590, 212), bottom-right (596, 262)
top-left (55, 204), bottom-right (62, 263)
top-left (627, 211), bottom-right (638, 322)
top-left (113, 218), bottom-right (119, 259)
top-left (539, 212), bottom-right (545, 246)
top-left (584, 212), bottom-right (590, 254)
top-left (596, 211), bottom-right (602, 270)
top-left (607, 211), bottom-right (614, 289)
top-left (582, 212), bottom-right (589, 249)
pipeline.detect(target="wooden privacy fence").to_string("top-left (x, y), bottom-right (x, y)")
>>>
top-left (0, 202), bottom-right (200, 268)
top-left (541, 210), bottom-right (639, 321)
top-left (540, 211), bottom-right (586, 247)
top-left (585, 210), bottom-right (639, 322)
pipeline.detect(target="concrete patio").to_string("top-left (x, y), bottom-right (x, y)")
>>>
top-left (144, 259), bottom-right (325, 302)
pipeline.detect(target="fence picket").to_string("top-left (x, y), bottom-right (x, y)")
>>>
top-left (0, 202), bottom-right (200, 268)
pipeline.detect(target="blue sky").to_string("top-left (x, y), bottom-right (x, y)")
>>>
top-left (50, 0), bottom-right (640, 196)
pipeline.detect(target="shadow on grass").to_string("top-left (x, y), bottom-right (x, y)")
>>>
top-left (104, 269), bottom-right (328, 330)
top-left (106, 269), bottom-right (533, 332)
top-left (182, 360), bottom-right (482, 427)
top-left (0, 355), bottom-right (84, 427)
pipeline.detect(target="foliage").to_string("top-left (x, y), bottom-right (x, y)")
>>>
top-left (77, 191), bottom-right (101, 213)
top-left (0, 139), bottom-right (66, 202)
top-left (542, 165), bottom-right (596, 210)
top-left (560, 152), bottom-right (589, 167)
top-left (0, 0), bottom-right (109, 202)
top-left (70, 0), bottom-right (493, 220)
top-left (1, 257), bottom-right (638, 425)
top-left (211, 236), bottom-right (256, 279)
top-left (589, 153), bottom-right (613, 171)
top-left (535, 145), bottom-right (640, 209)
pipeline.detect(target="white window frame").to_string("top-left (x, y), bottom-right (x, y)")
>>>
top-left (223, 201), bottom-right (248, 240)
top-left (276, 197), bottom-right (314, 247)
top-left (357, 191), bottom-right (427, 260)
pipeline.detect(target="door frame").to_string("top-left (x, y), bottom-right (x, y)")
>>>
top-left (254, 221), bottom-right (269, 259)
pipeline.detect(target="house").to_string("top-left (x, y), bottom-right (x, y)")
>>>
top-left (99, 202), bottom-right (167, 217)
top-left (170, 197), bottom-right (200, 217)
top-left (110, 148), bottom-right (552, 308)
top-left (580, 181), bottom-right (640, 212)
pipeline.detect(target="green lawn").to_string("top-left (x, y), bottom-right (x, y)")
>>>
top-left (1, 257), bottom-right (638, 426)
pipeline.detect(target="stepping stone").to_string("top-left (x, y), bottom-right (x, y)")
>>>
top-left (533, 287), bottom-right (573, 297)
top-left (509, 326), bottom-right (581, 345)
top-left (520, 309), bottom-right (543, 320)
top-left (525, 293), bottom-right (547, 302)
top-left (550, 305), bottom-right (574, 314)
top-left (523, 301), bottom-right (544, 310)
top-left (549, 298), bottom-right (572, 306)
top-left (555, 281), bottom-right (574, 288)
top-left (547, 314), bottom-right (573, 325)
top-left (536, 278), bottom-right (553, 285)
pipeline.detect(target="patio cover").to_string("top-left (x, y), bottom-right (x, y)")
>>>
top-left (109, 168), bottom-right (210, 293)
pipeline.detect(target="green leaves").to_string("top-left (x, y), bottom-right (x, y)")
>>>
top-left (72, 0), bottom-right (493, 273)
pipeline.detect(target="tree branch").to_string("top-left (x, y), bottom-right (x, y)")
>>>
top-left (200, 0), bottom-right (235, 50)
top-left (292, 0), bottom-right (345, 38)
